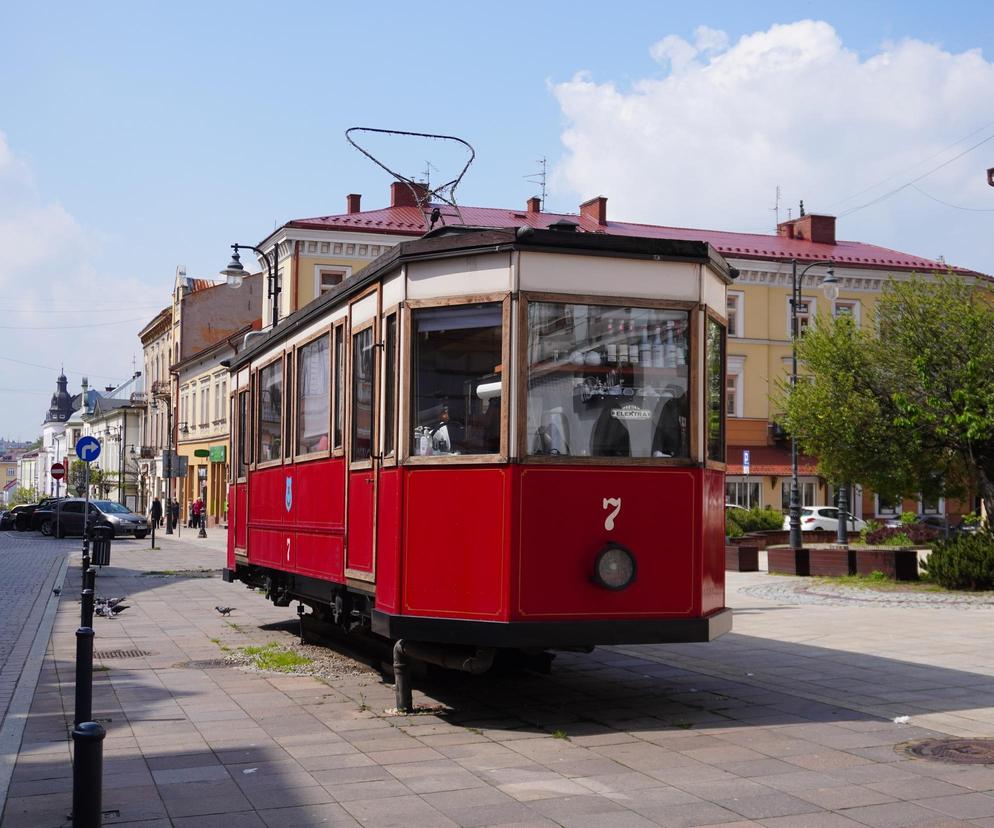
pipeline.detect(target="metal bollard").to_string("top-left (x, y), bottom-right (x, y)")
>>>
top-left (81, 585), bottom-right (94, 630)
top-left (392, 639), bottom-right (413, 713)
top-left (72, 721), bottom-right (105, 828)
top-left (74, 627), bottom-right (94, 727)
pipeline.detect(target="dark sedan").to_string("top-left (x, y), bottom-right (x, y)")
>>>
top-left (35, 499), bottom-right (149, 539)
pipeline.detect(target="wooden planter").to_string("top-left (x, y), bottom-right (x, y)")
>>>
top-left (725, 544), bottom-right (759, 572)
top-left (767, 546), bottom-right (810, 576)
top-left (809, 546), bottom-right (856, 577)
top-left (856, 548), bottom-right (919, 581)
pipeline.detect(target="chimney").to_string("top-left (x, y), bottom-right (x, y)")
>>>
top-left (580, 196), bottom-right (608, 226)
top-left (346, 193), bottom-right (362, 214)
top-left (777, 214), bottom-right (836, 246)
top-left (390, 181), bottom-right (430, 208)
top-left (526, 196), bottom-right (541, 213)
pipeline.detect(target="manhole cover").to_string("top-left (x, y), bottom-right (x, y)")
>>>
top-left (905, 738), bottom-right (994, 764)
top-left (93, 649), bottom-right (151, 659)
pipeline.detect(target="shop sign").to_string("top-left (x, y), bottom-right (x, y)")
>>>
top-left (209, 445), bottom-right (227, 463)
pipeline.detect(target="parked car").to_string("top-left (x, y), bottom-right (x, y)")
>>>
top-left (0, 510), bottom-right (13, 530)
top-left (10, 502), bottom-right (43, 531)
top-left (885, 514), bottom-right (980, 537)
top-left (34, 499), bottom-right (149, 539)
top-left (781, 506), bottom-right (867, 533)
top-left (28, 498), bottom-right (68, 531)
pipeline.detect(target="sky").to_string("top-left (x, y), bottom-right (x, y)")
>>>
top-left (1, 1), bottom-right (993, 440)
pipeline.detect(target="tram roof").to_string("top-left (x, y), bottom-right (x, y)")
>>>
top-left (231, 226), bottom-right (734, 370)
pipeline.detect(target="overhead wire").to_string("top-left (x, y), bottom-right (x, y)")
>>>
top-left (0, 354), bottom-right (126, 381)
top-left (911, 185), bottom-right (994, 213)
top-left (0, 316), bottom-right (148, 330)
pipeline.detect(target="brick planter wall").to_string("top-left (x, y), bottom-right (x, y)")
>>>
top-left (767, 546), bottom-right (810, 576)
top-left (725, 544), bottom-right (759, 572)
top-left (809, 546), bottom-right (856, 577)
top-left (856, 548), bottom-right (919, 581)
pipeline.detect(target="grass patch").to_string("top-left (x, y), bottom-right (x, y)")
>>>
top-left (812, 574), bottom-right (948, 593)
top-left (551, 729), bottom-right (570, 740)
top-left (240, 642), bottom-right (312, 673)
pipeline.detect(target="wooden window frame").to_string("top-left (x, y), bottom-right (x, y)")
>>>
top-left (332, 320), bottom-right (347, 456)
top-left (253, 351), bottom-right (285, 470)
top-left (348, 318), bottom-right (378, 472)
top-left (381, 306), bottom-right (400, 468)
top-left (517, 291), bottom-right (699, 467)
top-left (292, 327), bottom-right (333, 465)
top-left (401, 293), bottom-right (511, 467)
top-left (235, 386), bottom-right (252, 483)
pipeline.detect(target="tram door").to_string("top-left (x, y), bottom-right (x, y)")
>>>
top-left (346, 321), bottom-right (377, 580)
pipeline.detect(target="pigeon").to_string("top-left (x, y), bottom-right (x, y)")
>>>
top-left (95, 605), bottom-right (116, 619)
top-left (215, 606), bottom-right (235, 616)
top-left (52, 587), bottom-right (61, 596)
top-left (95, 597), bottom-right (126, 608)
top-left (109, 604), bottom-right (129, 615)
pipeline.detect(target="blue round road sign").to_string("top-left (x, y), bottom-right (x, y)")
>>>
top-left (75, 435), bottom-right (101, 463)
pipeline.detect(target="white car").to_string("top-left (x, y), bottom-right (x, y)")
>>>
top-left (781, 506), bottom-right (867, 533)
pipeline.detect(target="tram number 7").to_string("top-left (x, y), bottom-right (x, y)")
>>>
top-left (602, 497), bottom-right (621, 531)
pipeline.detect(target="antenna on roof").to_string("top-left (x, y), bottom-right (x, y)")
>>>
top-left (770, 184), bottom-right (781, 229)
top-left (524, 157), bottom-right (548, 211)
top-left (345, 127), bottom-right (475, 230)
top-left (421, 160), bottom-right (438, 191)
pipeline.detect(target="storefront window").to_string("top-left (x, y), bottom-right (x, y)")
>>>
top-left (410, 303), bottom-right (502, 456)
top-left (705, 316), bottom-right (726, 462)
top-left (257, 360), bottom-right (282, 462)
top-left (296, 334), bottom-right (330, 455)
top-left (526, 302), bottom-right (689, 458)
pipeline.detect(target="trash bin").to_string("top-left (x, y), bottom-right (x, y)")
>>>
top-left (90, 527), bottom-right (112, 567)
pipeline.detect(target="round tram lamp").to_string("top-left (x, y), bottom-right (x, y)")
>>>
top-left (593, 544), bottom-right (637, 591)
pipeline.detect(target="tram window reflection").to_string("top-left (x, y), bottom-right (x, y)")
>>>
top-left (411, 303), bottom-right (502, 457)
top-left (296, 334), bottom-right (330, 455)
top-left (526, 301), bottom-right (690, 459)
top-left (257, 359), bottom-right (283, 462)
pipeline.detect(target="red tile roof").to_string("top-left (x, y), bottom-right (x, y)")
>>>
top-left (726, 445), bottom-right (819, 476)
top-left (286, 204), bottom-right (976, 275)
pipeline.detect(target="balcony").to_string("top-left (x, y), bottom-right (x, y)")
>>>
top-left (151, 380), bottom-right (171, 399)
top-left (129, 391), bottom-right (147, 405)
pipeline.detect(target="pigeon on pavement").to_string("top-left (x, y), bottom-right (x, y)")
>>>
top-left (215, 606), bottom-right (235, 616)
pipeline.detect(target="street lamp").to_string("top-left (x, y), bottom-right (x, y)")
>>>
top-left (788, 259), bottom-right (839, 551)
top-left (221, 243), bottom-right (280, 328)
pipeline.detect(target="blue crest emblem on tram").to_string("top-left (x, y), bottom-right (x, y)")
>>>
top-left (285, 476), bottom-right (293, 513)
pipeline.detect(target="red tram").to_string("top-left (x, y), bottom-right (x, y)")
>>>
top-left (225, 226), bottom-right (734, 672)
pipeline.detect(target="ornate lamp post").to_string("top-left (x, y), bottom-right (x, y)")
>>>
top-left (788, 259), bottom-right (839, 551)
top-left (220, 244), bottom-right (280, 328)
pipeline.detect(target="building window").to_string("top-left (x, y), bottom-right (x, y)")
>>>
top-left (214, 382), bottom-right (221, 423)
top-left (833, 299), bottom-right (860, 324)
top-left (201, 387), bottom-right (209, 427)
top-left (781, 480), bottom-right (817, 511)
top-left (919, 493), bottom-right (943, 515)
top-left (726, 478), bottom-right (761, 509)
top-left (727, 291), bottom-right (743, 338)
top-left (220, 380), bottom-right (227, 422)
top-left (788, 297), bottom-right (817, 336)
top-left (726, 356), bottom-right (744, 418)
top-left (296, 334), bottom-right (330, 455)
top-left (319, 269), bottom-right (346, 295)
top-left (875, 493), bottom-right (902, 517)
top-left (257, 360), bottom-right (283, 462)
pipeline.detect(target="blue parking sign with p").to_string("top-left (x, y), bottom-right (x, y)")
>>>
top-left (75, 435), bottom-right (101, 463)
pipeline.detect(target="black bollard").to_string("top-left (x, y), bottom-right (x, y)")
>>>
top-left (74, 627), bottom-right (94, 727)
top-left (393, 639), bottom-right (413, 713)
top-left (72, 721), bottom-right (105, 828)
top-left (81, 585), bottom-right (94, 630)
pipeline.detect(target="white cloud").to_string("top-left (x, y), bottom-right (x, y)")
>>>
top-left (0, 130), bottom-right (160, 440)
top-left (553, 21), bottom-right (994, 273)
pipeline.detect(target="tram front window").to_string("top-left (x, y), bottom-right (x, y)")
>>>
top-left (526, 301), bottom-right (690, 459)
top-left (411, 303), bottom-right (502, 457)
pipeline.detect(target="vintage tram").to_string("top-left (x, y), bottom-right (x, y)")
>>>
top-left (225, 225), bottom-right (734, 678)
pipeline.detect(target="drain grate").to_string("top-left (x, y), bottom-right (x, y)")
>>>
top-left (905, 738), bottom-right (994, 764)
top-left (177, 659), bottom-right (232, 669)
top-left (93, 649), bottom-right (152, 659)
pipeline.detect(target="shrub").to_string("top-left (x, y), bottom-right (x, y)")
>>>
top-left (859, 520), bottom-right (882, 544)
top-left (864, 523), bottom-right (938, 546)
top-left (734, 507), bottom-right (784, 533)
top-left (725, 510), bottom-right (744, 538)
top-left (899, 511), bottom-right (918, 526)
top-left (923, 531), bottom-right (994, 590)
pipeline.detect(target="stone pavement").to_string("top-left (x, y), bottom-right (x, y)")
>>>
top-left (3, 531), bottom-right (994, 827)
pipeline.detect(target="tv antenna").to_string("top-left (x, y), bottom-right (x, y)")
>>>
top-left (345, 127), bottom-right (475, 230)
top-left (525, 157), bottom-right (548, 210)
top-left (770, 184), bottom-right (781, 228)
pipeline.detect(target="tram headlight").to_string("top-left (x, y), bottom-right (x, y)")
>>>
top-left (592, 544), bottom-right (636, 591)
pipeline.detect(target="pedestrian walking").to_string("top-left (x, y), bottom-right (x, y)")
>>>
top-left (150, 497), bottom-right (163, 528)
top-left (192, 498), bottom-right (203, 528)
top-left (170, 499), bottom-right (179, 528)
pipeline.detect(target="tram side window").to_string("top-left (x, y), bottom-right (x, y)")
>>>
top-left (296, 334), bottom-right (330, 455)
top-left (333, 325), bottom-right (344, 449)
top-left (237, 390), bottom-right (251, 477)
top-left (705, 315), bottom-right (726, 462)
top-left (411, 303), bottom-right (503, 457)
top-left (526, 301), bottom-right (690, 459)
top-left (352, 327), bottom-right (375, 461)
top-left (383, 315), bottom-right (397, 457)
top-left (257, 360), bottom-right (283, 462)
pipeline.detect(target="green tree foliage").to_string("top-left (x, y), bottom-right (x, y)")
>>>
top-left (9, 486), bottom-right (39, 505)
top-left (781, 276), bottom-right (994, 518)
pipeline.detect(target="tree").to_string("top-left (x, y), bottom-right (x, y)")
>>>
top-left (781, 275), bottom-right (994, 518)
top-left (10, 486), bottom-right (39, 505)
top-left (69, 460), bottom-right (105, 497)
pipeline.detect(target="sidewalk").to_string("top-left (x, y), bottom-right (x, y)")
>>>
top-left (3, 534), bottom-right (994, 827)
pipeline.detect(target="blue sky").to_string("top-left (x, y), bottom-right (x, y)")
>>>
top-left (1, 1), bottom-right (992, 439)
